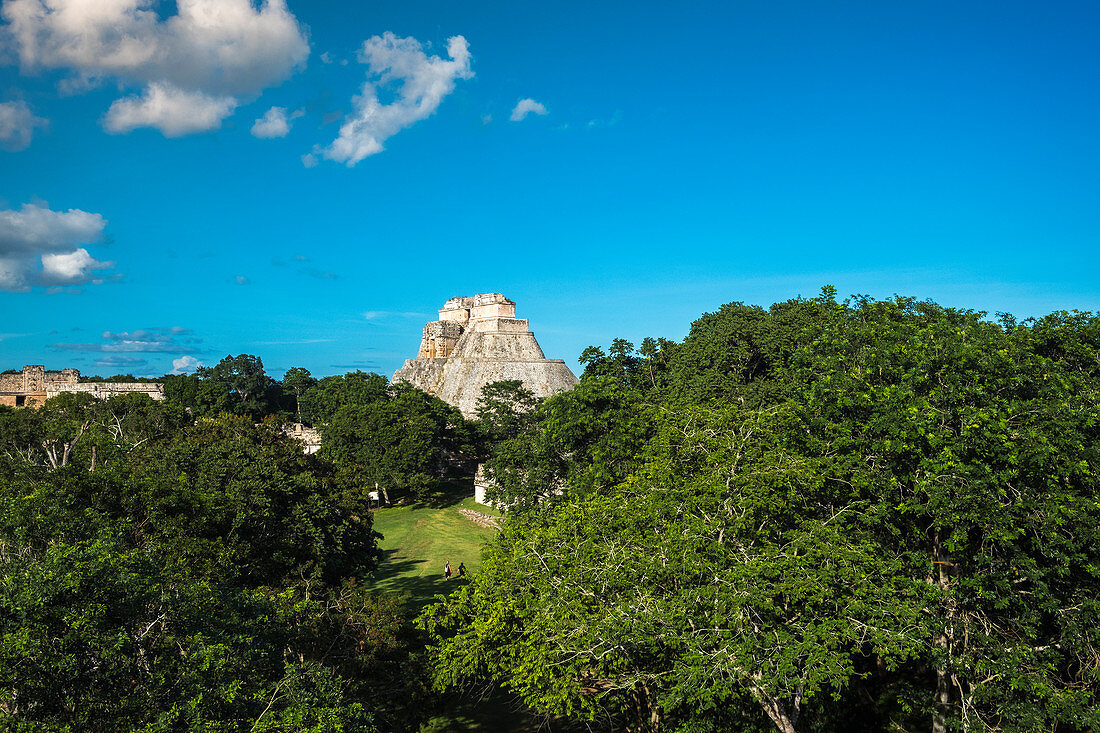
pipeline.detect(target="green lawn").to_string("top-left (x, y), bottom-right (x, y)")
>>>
top-left (363, 488), bottom-right (575, 732)
top-left (365, 494), bottom-right (501, 608)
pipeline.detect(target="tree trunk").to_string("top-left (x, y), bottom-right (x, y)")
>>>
top-left (931, 529), bottom-right (956, 733)
top-left (750, 684), bottom-right (800, 733)
top-left (626, 683), bottom-right (662, 732)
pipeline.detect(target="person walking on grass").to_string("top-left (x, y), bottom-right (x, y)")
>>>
top-left (444, 561), bottom-right (452, 580)
top-left (458, 562), bottom-right (466, 578)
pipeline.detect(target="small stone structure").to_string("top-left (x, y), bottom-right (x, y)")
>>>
top-left (282, 422), bottom-right (322, 455)
top-left (392, 293), bottom-right (579, 417)
top-left (0, 365), bottom-right (165, 408)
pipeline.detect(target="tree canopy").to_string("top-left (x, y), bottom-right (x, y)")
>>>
top-left (423, 291), bottom-right (1100, 733)
top-left (0, 393), bottom-right (426, 731)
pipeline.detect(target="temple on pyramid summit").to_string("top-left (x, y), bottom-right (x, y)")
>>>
top-left (391, 293), bottom-right (578, 417)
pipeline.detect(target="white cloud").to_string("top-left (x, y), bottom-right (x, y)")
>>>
top-left (40, 247), bottom-right (113, 284)
top-left (251, 105), bottom-right (291, 138)
top-left (0, 203), bottom-right (113, 291)
top-left (320, 51), bottom-right (333, 64)
top-left (235, 274), bottom-right (249, 284)
top-left (53, 327), bottom-right (202, 354)
top-left (104, 83), bottom-right (237, 136)
top-left (171, 355), bottom-right (202, 374)
top-left (1, 0), bottom-right (309, 136)
top-left (0, 99), bottom-right (47, 150)
top-left (0, 203), bottom-right (105, 254)
top-left (320, 32), bottom-right (473, 166)
top-left (510, 97), bottom-right (547, 122)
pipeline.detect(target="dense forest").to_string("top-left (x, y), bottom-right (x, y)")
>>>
top-left (2, 289), bottom-right (1099, 732)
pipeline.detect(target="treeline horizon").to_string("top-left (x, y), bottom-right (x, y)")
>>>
top-left (2, 287), bottom-right (1099, 733)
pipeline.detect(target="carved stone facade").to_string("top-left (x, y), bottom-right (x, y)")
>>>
top-left (392, 293), bottom-right (578, 417)
top-left (0, 365), bottom-right (165, 408)
top-left (282, 422), bottom-right (322, 455)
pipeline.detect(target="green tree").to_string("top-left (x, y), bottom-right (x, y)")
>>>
top-left (422, 403), bottom-right (925, 732)
top-left (196, 353), bottom-right (275, 418)
top-left (282, 366), bottom-right (318, 423)
top-left (0, 408), bottom-right (406, 731)
top-left (125, 414), bottom-right (381, 586)
top-left (300, 370), bottom-right (389, 426)
top-left (320, 384), bottom-right (472, 502)
top-left (161, 372), bottom-right (235, 417)
top-left (474, 379), bottom-right (538, 447)
top-left (424, 293), bottom-right (1100, 733)
top-left (784, 298), bottom-right (1100, 732)
top-left (482, 376), bottom-right (658, 509)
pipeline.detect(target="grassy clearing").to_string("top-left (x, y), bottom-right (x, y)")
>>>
top-left (365, 486), bottom-right (500, 608)
top-left (364, 485), bottom-right (573, 732)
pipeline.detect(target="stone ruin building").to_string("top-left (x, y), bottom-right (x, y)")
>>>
top-left (391, 293), bottom-right (579, 418)
top-left (0, 365), bottom-right (165, 408)
top-left (392, 294), bottom-right (579, 506)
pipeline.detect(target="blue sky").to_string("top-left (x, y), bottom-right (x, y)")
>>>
top-left (2, 0), bottom-right (1099, 379)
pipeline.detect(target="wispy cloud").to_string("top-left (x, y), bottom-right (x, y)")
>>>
top-left (329, 361), bottom-right (380, 370)
top-left (250, 338), bottom-right (334, 345)
top-left (94, 355), bottom-right (148, 369)
top-left (317, 33), bottom-right (473, 165)
top-left (0, 100), bottom-right (47, 151)
top-left (104, 84), bottom-right (238, 136)
top-left (51, 326), bottom-right (202, 354)
top-left (510, 97), bottom-right (547, 122)
top-left (362, 310), bottom-right (425, 321)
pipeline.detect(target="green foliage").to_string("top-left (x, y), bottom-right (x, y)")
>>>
top-left (300, 370), bottom-right (389, 426)
top-left (282, 366), bottom-right (318, 422)
top-left (195, 353), bottom-right (277, 418)
top-left (474, 379), bottom-right (538, 447)
top-left (425, 292), bottom-right (1100, 733)
top-left (125, 414), bottom-right (382, 587)
top-left (161, 372), bottom-right (235, 417)
top-left (482, 376), bottom-right (659, 510)
top-left (320, 384), bottom-right (474, 503)
top-left (423, 404), bottom-right (926, 731)
top-left (0, 397), bottom-right (425, 732)
top-left (579, 337), bottom-right (675, 395)
top-left (664, 293), bottom-right (833, 407)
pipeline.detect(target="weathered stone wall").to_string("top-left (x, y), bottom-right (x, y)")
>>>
top-left (0, 365), bottom-right (79, 393)
top-left (467, 317), bottom-right (529, 334)
top-left (392, 294), bottom-right (578, 417)
top-left (44, 382), bottom-right (166, 401)
top-left (1, 365), bottom-right (164, 407)
top-left (283, 422), bottom-right (322, 454)
top-left (417, 320), bottom-right (465, 359)
top-left (0, 394), bottom-right (46, 408)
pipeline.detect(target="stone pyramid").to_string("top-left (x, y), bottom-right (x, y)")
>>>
top-left (391, 293), bottom-right (578, 416)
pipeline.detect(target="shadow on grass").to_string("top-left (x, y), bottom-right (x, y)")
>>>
top-left (404, 476), bottom-right (476, 510)
top-left (367, 549), bottom-right (471, 609)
